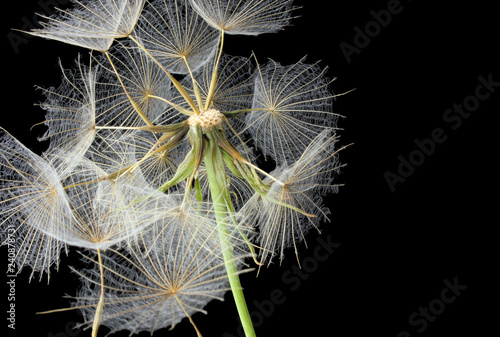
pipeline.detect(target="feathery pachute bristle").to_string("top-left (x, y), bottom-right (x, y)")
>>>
top-left (3, 1), bottom-right (348, 335)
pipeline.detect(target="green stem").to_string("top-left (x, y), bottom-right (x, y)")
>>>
top-left (203, 132), bottom-right (256, 337)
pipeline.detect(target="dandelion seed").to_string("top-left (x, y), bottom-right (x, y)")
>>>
top-left (71, 197), bottom-right (248, 336)
top-left (42, 150), bottom-right (172, 337)
top-left (59, 155), bottom-right (165, 250)
top-left (29, 0), bottom-right (147, 51)
top-left (94, 41), bottom-right (174, 127)
top-left (135, 0), bottom-right (221, 74)
top-left (0, 128), bottom-right (72, 280)
top-left (38, 55), bottom-right (99, 178)
top-left (184, 53), bottom-right (255, 112)
top-left (4, 0), bottom-right (351, 335)
top-left (247, 57), bottom-right (342, 165)
top-left (239, 130), bottom-right (345, 265)
top-left (188, 0), bottom-right (296, 35)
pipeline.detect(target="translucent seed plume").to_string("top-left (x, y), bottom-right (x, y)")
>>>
top-left (29, 0), bottom-right (147, 51)
top-left (239, 130), bottom-right (344, 265)
top-left (247, 57), bottom-right (342, 165)
top-left (0, 128), bottom-right (71, 280)
top-left (188, 0), bottom-right (296, 35)
top-left (71, 197), bottom-right (249, 336)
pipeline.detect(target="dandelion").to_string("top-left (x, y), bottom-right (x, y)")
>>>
top-left (2, 1), bottom-right (351, 336)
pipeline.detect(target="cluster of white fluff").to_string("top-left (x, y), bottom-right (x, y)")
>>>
top-left (1, 1), bottom-right (346, 336)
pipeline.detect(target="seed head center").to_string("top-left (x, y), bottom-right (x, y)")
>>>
top-left (187, 108), bottom-right (224, 130)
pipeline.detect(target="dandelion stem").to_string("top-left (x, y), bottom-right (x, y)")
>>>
top-left (203, 132), bottom-right (256, 337)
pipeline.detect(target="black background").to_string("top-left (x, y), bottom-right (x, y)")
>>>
top-left (2, 1), bottom-right (498, 336)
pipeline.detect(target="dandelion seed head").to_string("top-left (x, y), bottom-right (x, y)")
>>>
top-left (187, 108), bottom-right (224, 130)
top-left (4, 0), bottom-right (348, 333)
